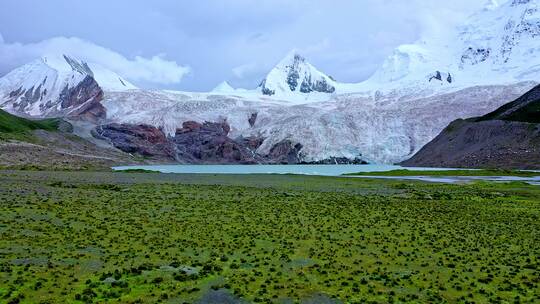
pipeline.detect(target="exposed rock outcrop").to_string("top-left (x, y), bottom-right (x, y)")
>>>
top-left (237, 135), bottom-right (264, 151)
top-left (267, 140), bottom-right (303, 164)
top-left (93, 120), bottom-right (369, 165)
top-left (172, 121), bottom-right (260, 164)
top-left (94, 121), bottom-right (264, 164)
top-left (248, 113), bottom-right (258, 127)
top-left (64, 76), bottom-right (106, 123)
top-left (4, 75), bottom-right (106, 123)
top-left (428, 71), bottom-right (453, 84)
top-left (402, 85), bottom-right (540, 169)
top-left (93, 123), bottom-right (176, 161)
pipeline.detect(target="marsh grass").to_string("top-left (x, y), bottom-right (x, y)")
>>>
top-left (0, 172), bottom-right (539, 303)
top-left (345, 169), bottom-right (539, 177)
top-left (117, 169), bottom-right (161, 174)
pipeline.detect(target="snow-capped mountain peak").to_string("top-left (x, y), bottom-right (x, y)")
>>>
top-left (206, 0), bottom-right (540, 102)
top-left (358, 0), bottom-right (540, 95)
top-left (457, 0), bottom-right (540, 73)
top-left (45, 55), bottom-right (94, 77)
top-left (0, 54), bottom-right (136, 117)
top-left (258, 51), bottom-right (336, 97)
top-left (211, 81), bottom-right (235, 93)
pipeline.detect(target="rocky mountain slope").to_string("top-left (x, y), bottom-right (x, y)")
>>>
top-left (0, 109), bottom-right (137, 170)
top-left (0, 55), bottom-right (135, 121)
top-left (401, 84), bottom-right (540, 169)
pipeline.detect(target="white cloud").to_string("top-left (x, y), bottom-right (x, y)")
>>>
top-left (0, 35), bottom-right (190, 86)
top-left (232, 63), bottom-right (261, 79)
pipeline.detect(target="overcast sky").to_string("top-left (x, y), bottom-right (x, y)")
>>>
top-left (0, 0), bottom-right (490, 91)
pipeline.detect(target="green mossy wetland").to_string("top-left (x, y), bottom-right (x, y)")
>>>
top-left (0, 109), bottom-right (60, 141)
top-left (345, 169), bottom-right (540, 177)
top-left (0, 171), bottom-right (539, 303)
top-left (116, 169), bottom-right (162, 174)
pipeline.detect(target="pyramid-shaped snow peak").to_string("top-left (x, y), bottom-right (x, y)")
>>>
top-left (0, 54), bottom-right (135, 117)
top-left (211, 81), bottom-right (235, 93)
top-left (258, 52), bottom-right (336, 97)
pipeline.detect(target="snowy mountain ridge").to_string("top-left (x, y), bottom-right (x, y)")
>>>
top-left (226, 0), bottom-right (539, 100)
top-left (2, 0), bottom-right (537, 108)
top-left (361, 0), bottom-right (540, 93)
top-left (0, 54), bottom-right (135, 116)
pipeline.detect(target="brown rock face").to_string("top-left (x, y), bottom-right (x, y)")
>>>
top-left (93, 121), bottom-right (265, 164)
top-left (71, 100), bottom-right (107, 124)
top-left (177, 121), bottom-right (203, 133)
top-left (238, 136), bottom-right (264, 151)
top-left (64, 76), bottom-right (106, 123)
top-left (93, 123), bottom-right (176, 161)
top-left (267, 140), bottom-right (303, 164)
top-left (173, 121), bottom-right (259, 164)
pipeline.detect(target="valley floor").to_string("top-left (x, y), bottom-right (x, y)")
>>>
top-left (0, 130), bottom-right (136, 171)
top-left (0, 171), bottom-right (539, 303)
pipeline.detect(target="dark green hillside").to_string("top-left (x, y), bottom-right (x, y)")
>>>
top-left (0, 109), bottom-right (60, 140)
top-left (477, 84), bottom-right (540, 123)
top-left (0, 109), bottom-right (136, 170)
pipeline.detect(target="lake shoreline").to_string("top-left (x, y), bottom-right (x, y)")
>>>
top-left (112, 164), bottom-right (464, 176)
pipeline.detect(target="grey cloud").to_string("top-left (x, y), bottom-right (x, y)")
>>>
top-left (0, 0), bottom-right (488, 91)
